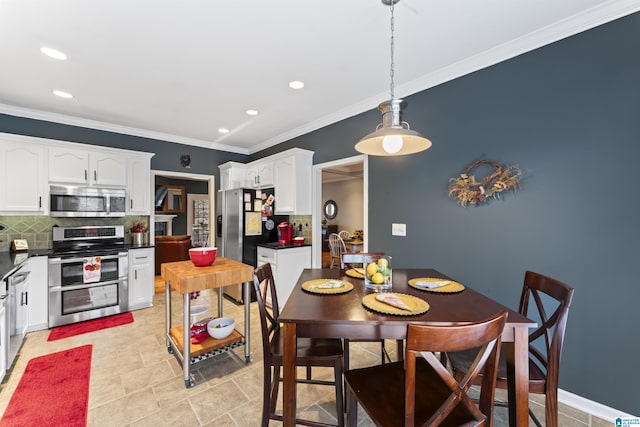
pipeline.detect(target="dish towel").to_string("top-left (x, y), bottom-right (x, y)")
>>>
top-left (83, 257), bottom-right (101, 283)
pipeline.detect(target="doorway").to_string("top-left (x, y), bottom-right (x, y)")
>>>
top-left (150, 170), bottom-right (215, 246)
top-left (311, 155), bottom-right (368, 268)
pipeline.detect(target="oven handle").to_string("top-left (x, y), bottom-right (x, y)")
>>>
top-left (48, 277), bottom-right (127, 292)
top-left (49, 252), bottom-right (128, 265)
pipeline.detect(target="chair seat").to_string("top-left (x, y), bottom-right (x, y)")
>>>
top-left (449, 346), bottom-right (547, 392)
top-left (271, 331), bottom-right (343, 364)
top-left (345, 360), bottom-right (480, 427)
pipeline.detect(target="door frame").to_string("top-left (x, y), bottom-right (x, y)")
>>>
top-left (311, 154), bottom-right (368, 268)
top-left (151, 170), bottom-right (215, 246)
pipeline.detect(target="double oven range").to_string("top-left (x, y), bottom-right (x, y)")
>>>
top-left (48, 225), bottom-right (128, 328)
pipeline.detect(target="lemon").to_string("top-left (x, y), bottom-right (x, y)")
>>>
top-left (366, 262), bottom-right (379, 277)
top-left (377, 258), bottom-right (389, 269)
top-left (371, 272), bottom-right (385, 284)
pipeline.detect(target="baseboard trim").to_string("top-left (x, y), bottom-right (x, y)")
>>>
top-left (559, 389), bottom-right (637, 420)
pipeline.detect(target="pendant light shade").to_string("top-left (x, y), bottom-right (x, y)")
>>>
top-left (355, 99), bottom-right (432, 156)
top-left (355, 0), bottom-right (432, 157)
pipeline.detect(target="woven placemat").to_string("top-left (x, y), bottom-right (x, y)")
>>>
top-left (301, 279), bottom-right (354, 294)
top-left (345, 268), bottom-right (365, 279)
top-left (362, 293), bottom-right (429, 316)
top-left (408, 278), bottom-right (465, 293)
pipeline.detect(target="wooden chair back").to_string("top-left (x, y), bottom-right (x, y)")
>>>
top-left (328, 233), bottom-right (346, 268)
top-left (404, 310), bottom-right (508, 426)
top-left (521, 271), bottom-right (574, 400)
top-left (253, 263), bottom-right (280, 363)
top-left (340, 252), bottom-right (385, 269)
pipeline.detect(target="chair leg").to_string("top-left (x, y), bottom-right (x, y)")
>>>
top-left (396, 339), bottom-right (404, 361)
top-left (543, 388), bottom-right (559, 427)
top-left (335, 360), bottom-right (345, 427)
top-left (270, 365), bottom-right (280, 414)
top-left (344, 339), bottom-right (350, 371)
top-left (346, 386), bottom-right (358, 427)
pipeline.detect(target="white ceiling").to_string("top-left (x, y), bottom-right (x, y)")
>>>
top-left (1, 1), bottom-right (638, 155)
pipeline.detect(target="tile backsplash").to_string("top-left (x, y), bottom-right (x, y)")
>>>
top-left (289, 215), bottom-right (312, 243)
top-left (0, 215), bottom-right (149, 252)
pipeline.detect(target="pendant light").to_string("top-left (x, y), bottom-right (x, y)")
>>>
top-left (355, 0), bottom-right (432, 156)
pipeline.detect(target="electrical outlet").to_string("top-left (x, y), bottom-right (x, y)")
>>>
top-left (392, 223), bottom-right (406, 236)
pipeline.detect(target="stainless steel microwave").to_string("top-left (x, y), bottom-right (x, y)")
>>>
top-left (49, 185), bottom-right (126, 217)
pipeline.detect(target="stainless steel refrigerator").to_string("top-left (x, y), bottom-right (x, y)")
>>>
top-left (216, 188), bottom-right (288, 303)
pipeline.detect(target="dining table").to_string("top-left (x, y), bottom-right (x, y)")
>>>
top-left (279, 267), bottom-right (537, 426)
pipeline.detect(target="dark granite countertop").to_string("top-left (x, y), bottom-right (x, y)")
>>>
top-left (257, 242), bottom-right (312, 250)
top-left (0, 250), bottom-right (50, 281)
top-left (1, 245), bottom-right (155, 281)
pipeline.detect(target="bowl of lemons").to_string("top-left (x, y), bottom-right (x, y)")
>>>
top-left (364, 256), bottom-right (392, 290)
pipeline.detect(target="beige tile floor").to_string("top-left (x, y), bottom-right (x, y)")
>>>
top-left (0, 283), bottom-right (612, 426)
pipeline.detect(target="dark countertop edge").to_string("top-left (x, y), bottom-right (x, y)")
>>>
top-left (257, 242), bottom-right (312, 250)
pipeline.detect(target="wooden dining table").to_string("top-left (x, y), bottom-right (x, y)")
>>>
top-left (279, 268), bottom-right (537, 426)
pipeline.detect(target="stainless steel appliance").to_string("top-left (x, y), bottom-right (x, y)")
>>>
top-left (48, 225), bottom-right (128, 327)
top-left (50, 185), bottom-right (126, 217)
top-left (5, 264), bottom-right (30, 371)
top-left (216, 188), bottom-right (288, 303)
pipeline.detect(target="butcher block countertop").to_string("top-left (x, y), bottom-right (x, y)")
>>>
top-left (160, 257), bottom-right (254, 295)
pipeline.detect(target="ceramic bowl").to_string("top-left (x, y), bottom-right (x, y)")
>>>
top-left (188, 247), bottom-right (217, 266)
top-left (207, 317), bottom-right (235, 339)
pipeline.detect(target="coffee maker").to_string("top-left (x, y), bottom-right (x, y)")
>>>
top-left (277, 221), bottom-right (293, 244)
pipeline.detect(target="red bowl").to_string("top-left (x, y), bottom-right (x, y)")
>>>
top-left (189, 247), bottom-right (218, 267)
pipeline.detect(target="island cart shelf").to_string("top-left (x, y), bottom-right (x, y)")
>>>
top-left (161, 257), bottom-right (254, 388)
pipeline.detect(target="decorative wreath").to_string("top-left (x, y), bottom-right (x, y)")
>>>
top-left (448, 159), bottom-right (521, 207)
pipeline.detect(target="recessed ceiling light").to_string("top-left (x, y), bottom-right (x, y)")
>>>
top-left (40, 47), bottom-right (67, 60)
top-left (53, 90), bottom-right (73, 99)
top-left (218, 128), bottom-right (229, 134)
top-left (245, 109), bottom-right (259, 116)
top-left (289, 80), bottom-right (304, 89)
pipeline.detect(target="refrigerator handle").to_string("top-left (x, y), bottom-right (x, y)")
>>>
top-left (217, 215), bottom-right (223, 238)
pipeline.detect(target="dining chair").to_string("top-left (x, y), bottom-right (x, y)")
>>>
top-left (338, 230), bottom-right (352, 240)
top-left (445, 271), bottom-right (574, 427)
top-left (339, 252), bottom-right (403, 372)
top-left (328, 233), bottom-right (347, 269)
top-left (344, 310), bottom-right (508, 427)
top-left (253, 263), bottom-right (345, 427)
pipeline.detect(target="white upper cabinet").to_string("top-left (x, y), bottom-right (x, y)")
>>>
top-left (0, 138), bottom-right (47, 213)
top-left (274, 149), bottom-right (313, 215)
top-left (49, 146), bottom-right (127, 187)
top-left (218, 148), bottom-right (313, 214)
top-left (127, 155), bottom-right (153, 215)
top-left (219, 162), bottom-right (246, 191)
top-left (246, 159), bottom-right (273, 188)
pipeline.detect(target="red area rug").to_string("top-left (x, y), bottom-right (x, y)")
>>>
top-left (0, 345), bottom-right (92, 427)
top-left (47, 312), bottom-right (134, 341)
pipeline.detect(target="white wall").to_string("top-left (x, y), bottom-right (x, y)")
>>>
top-left (322, 178), bottom-right (363, 233)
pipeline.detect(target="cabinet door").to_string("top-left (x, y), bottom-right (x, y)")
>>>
top-left (0, 142), bottom-right (47, 212)
top-left (246, 160), bottom-right (273, 188)
top-left (26, 256), bottom-right (48, 332)
top-left (128, 157), bottom-right (151, 214)
top-left (49, 146), bottom-right (89, 184)
top-left (91, 152), bottom-right (128, 187)
top-left (128, 249), bottom-right (154, 310)
top-left (274, 156), bottom-right (296, 213)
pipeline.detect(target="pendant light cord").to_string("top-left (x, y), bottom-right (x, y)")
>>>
top-left (390, 0), bottom-right (396, 100)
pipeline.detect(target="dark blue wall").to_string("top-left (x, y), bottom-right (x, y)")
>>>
top-left (1, 12), bottom-right (638, 414)
top-left (254, 13), bottom-right (640, 414)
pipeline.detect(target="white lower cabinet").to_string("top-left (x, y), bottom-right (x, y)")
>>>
top-left (128, 248), bottom-right (155, 310)
top-left (257, 246), bottom-right (311, 310)
top-left (26, 256), bottom-right (48, 332)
